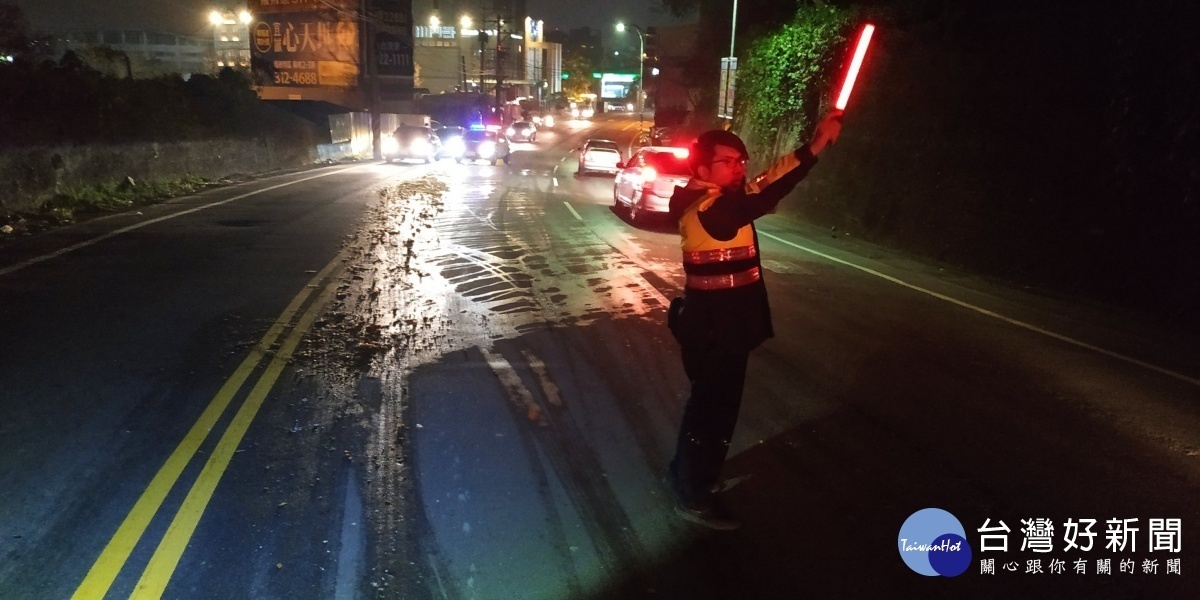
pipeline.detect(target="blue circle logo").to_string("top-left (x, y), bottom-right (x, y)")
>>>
top-left (898, 508), bottom-right (973, 577)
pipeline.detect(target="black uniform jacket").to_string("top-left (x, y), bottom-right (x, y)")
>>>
top-left (667, 146), bottom-right (819, 353)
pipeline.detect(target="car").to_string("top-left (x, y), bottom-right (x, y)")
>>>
top-left (459, 128), bottom-right (511, 165)
top-left (434, 126), bottom-right (467, 160)
top-left (383, 126), bottom-right (440, 163)
top-left (650, 126), bottom-right (674, 146)
top-left (577, 139), bottom-right (622, 176)
top-left (507, 121), bottom-right (537, 142)
top-left (613, 146), bottom-right (692, 222)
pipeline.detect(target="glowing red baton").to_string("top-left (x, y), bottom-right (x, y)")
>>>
top-left (835, 24), bottom-right (876, 110)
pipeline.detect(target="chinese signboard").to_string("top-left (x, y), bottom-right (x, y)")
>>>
top-left (251, 0), bottom-right (360, 88)
top-left (251, 0), bottom-right (412, 90)
top-left (372, 0), bottom-right (413, 79)
top-left (718, 57), bottom-right (737, 120)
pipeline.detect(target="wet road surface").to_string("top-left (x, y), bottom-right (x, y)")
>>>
top-left (1, 115), bottom-right (1198, 599)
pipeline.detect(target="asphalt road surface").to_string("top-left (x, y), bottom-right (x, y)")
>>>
top-left (1, 114), bottom-right (1198, 599)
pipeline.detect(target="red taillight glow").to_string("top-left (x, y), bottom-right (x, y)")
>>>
top-left (670, 148), bottom-right (689, 158)
top-left (835, 24), bottom-right (875, 111)
top-left (641, 167), bottom-right (658, 183)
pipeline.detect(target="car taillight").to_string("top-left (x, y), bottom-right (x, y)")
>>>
top-left (641, 167), bottom-right (658, 183)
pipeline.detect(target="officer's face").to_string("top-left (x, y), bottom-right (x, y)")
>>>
top-left (701, 144), bottom-right (748, 191)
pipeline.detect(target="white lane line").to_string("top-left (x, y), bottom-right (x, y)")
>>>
top-left (0, 165), bottom-right (366, 278)
top-left (480, 347), bottom-right (545, 424)
top-left (758, 230), bottom-right (1200, 387)
top-left (553, 177), bottom-right (559, 187)
top-left (521, 350), bottom-right (563, 407)
top-left (562, 201), bottom-right (583, 221)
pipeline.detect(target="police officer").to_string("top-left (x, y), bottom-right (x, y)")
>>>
top-left (665, 111), bottom-right (843, 530)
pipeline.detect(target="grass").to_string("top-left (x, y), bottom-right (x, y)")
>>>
top-left (1, 175), bottom-right (210, 234)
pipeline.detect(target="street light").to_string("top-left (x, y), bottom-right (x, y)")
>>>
top-left (615, 22), bottom-right (645, 127)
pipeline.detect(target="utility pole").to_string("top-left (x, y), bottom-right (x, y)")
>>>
top-left (478, 29), bottom-right (488, 92)
top-left (494, 14), bottom-right (505, 120)
top-left (365, 0), bottom-right (383, 159)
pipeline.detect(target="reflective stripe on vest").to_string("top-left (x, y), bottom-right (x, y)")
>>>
top-left (685, 266), bottom-right (762, 290)
top-left (683, 245), bottom-right (757, 264)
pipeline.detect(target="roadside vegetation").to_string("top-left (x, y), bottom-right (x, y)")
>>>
top-left (664, 0), bottom-right (1199, 331)
top-left (0, 3), bottom-right (321, 235)
top-left (1, 175), bottom-right (211, 236)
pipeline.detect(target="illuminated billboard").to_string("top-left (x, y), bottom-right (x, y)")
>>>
top-left (599, 73), bottom-right (637, 99)
top-left (250, 0), bottom-right (412, 90)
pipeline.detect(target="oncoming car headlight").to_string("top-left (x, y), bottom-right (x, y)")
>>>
top-left (445, 137), bottom-right (465, 157)
top-left (506, 127), bottom-right (516, 137)
top-left (478, 141), bottom-right (496, 158)
top-left (409, 138), bottom-right (431, 154)
top-left (382, 136), bottom-right (400, 155)
top-left (543, 115), bottom-right (555, 127)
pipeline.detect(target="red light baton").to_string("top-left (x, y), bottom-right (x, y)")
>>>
top-left (835, 24), bottom-right (876, 110)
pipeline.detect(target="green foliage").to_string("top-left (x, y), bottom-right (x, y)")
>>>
top-left (0, 60), bottom-right (286, 148)
top-left (735, 5), bottom-right (855, 150)
top-left (31, 176), bottom-right (207, 224)
top-left (561, 53), bottom-right (598, 97)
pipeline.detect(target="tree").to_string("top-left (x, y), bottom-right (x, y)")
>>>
top-left (0, 3), bottom-right (31, 54)
top-left (561, 53), bottom-right (597, 97)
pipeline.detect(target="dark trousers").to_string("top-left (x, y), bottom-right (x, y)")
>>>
top-left (668, 342), bottom-right (751, 507)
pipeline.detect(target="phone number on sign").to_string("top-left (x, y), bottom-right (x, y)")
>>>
top-left (273, 70), bottom-right (320, 86)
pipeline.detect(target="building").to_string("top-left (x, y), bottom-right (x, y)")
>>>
top-left (208, 9), bottom-right (253, 70)
top-left (412, 14), bottom-right (561, 104)
top-left (51, 30), bottom-right (210, 78)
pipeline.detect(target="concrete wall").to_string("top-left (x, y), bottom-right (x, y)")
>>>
top-left (0, 139), bottom-right (317, 213)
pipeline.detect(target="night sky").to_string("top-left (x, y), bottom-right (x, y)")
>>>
top-left (14, 0), bottom-right (692, 38)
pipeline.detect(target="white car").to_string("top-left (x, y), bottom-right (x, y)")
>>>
top-left (613, 146), bottom-right (691, 222)
top-left (577, 139), bottom-right (622, 176)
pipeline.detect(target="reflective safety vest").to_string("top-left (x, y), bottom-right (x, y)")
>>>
top-left (678, 152), bottom-right (803, 291)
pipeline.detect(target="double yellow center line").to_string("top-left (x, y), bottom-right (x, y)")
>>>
top-left (72, 249), bottom-right (349, 599)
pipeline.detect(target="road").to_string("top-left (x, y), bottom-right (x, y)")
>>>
top-left (1, 114), bottom-right (1198, 599)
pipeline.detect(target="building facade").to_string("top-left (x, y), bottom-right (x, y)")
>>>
top-left (51, 30), bottom-right (210, 79)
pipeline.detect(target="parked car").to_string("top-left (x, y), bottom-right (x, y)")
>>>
top-left (507, 121), bottom-right (537, 142)
top-left (459, 128), bottom-right (511, 165)
top-left (577, 139), bottom-right (622, 176)
top-left (613, 146), bottom-right (692, 222)
top-left (383, 126), bottom-right (441, 163)
top-left (434, 126), bottom-right (467, 160)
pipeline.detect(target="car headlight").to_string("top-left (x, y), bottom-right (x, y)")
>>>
top-left (478, 141), bottom-right (496, 157)
top-left (506, 127), bottom-right (516, 137)
top-left (582, 109), bottom-right (594, 118)
top-left (382, 137), bottom-right (400, 155)
top-left (409, 138), bottom-right (430, 154)
top-left (445, 137), bottom-right (465, 157)
top-left (571, 108), bottom-right (580, 118)
top-left (543, 115), bottom-right (554, 127)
